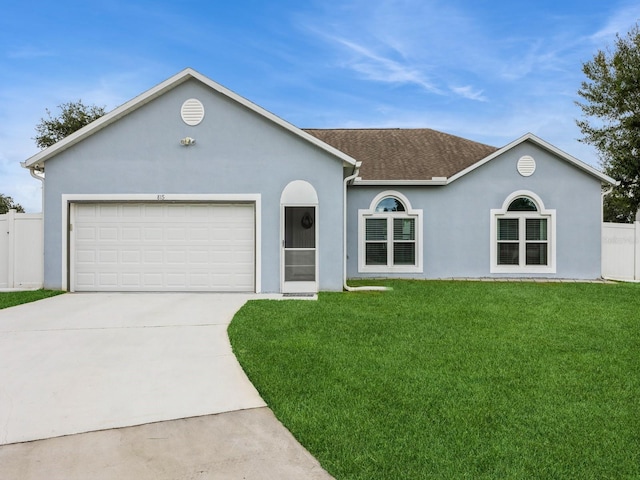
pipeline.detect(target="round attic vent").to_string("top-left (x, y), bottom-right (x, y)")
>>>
top-left (517, 155), bottom-right (536, 177)
top-left (181, 98), bottom-right (205, 126)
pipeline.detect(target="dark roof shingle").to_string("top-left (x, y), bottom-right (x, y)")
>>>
top-left (303, 128), bottom-right (498, 180)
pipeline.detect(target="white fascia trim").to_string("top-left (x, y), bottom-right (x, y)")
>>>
top-left (24, 68), bottom-right (357, 169)
top-left (448, 133), bottom-right (617, 186)
top-left (61, 193), bottom-right (262, 293)
top-left (353, 179), bottom-right (448, 186)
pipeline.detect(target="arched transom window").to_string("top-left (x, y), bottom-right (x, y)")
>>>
top-left (491, 191), bottom-right (556, 273)
top-left (358, 191), bottom-right (423, 273)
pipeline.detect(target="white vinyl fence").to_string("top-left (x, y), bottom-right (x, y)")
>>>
top-left (602, 222), bottom-right (640, 282)
top-left (0, 213), bottom-right (637, 288)
top-left (0, 209), bottom-right (43, 289)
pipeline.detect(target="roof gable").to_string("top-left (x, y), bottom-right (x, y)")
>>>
top-left (305, 129), bottom-right (616, 186)
top-left (23, 68), bottom-right (357, 169)
top-left (447, 133), bottom-right (616, 185)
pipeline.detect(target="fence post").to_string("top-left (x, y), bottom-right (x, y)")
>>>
top-left (635, 218), bottom-right (640, 281)
top-left (7, 209), bottom-right (16, 288)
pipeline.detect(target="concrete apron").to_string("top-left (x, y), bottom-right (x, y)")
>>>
top-left (0, 408), bottom-right (333, 480)
top-left (0, 292), bottom-right (269, 445)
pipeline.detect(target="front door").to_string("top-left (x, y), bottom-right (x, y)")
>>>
top-left (282, 206), bottom-right (317, 293)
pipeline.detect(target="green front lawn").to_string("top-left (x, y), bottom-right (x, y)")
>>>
top-left (229, 280), bottom-right (640, 479)
top-left (0, 289), bottom-right (64, 310)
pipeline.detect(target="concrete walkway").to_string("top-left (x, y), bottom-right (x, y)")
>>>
top-left (0, 293), bottom-right (333, 479)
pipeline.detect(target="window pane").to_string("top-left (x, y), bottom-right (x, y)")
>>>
top-left (526, 218), bottom-right (547, 241)
top-left (284, 207), bottom-right (315, 248)
top-left (284, 250), bottom-right (316, 281)
top-left (366, 218), bottom-right (387, 241)
top-left (375, 197), bottom-right (405, 212)
top-left (507, 197), bottom-right (538, 211)
top-left (393, 218), bottom-right (415, 240)
top-left (526, 243), bottom-right (548, 265)
top-left (498, 218), bottom-right (519, 240)
top-left (393, 243), bottom-right (415, 265)
top-left (366, 243), bottom-right (387, 265)
top-left (498, 243), bottom-right (519, 265)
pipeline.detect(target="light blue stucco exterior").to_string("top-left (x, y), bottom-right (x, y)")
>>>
top-left (41, 78), bottom-right (347, 292)
top-left (346, 141), bottom-right (604, 280)
top-left (34, 71), bottom-right (610, 292)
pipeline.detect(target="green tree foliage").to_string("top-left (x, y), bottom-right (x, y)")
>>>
top-left (576, 24), bottom-right (640, 223)
top-left (0, 194), bottom-right (25, 214)
top-left (34, 100), bottom-right (106, 149)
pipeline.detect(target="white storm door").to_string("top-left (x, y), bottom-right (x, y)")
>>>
top-left (72, 202), bottom-right (255, 292)
top-left (282, 206), bottom-right (317, 293)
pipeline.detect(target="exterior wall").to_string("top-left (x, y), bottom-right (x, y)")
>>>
top-left (347, 141), bottom-right (604, 279)
top-left (42, 79), bottom-right (345, 292)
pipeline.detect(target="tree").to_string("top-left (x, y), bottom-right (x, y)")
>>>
top-left (576, 24), bottom-right (640, 222)
top-left (34, 100), bottom-right (106, 149)
top-left (0, 194), bottom-right (25, 214)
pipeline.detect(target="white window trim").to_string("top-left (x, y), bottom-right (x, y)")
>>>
top-left (490, 190), bottom-right (556, 274)
top-left (358, 190), bottom-right (423, 273)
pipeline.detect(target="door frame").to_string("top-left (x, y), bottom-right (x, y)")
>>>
top-left (279, 180), bottom-right (319, 293)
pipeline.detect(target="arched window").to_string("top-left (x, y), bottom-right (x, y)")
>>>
top-left (358, 192), bottom-right (422, 273)
top-left (507, 197), bottom-right (537, 212)
top-left (491, 191), bottom-right (556, 273)
top-left (375, 196), bottom-right (406, 212)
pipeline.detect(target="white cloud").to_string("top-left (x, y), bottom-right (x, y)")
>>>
top-left (449, 85), bottom-right (487, 102)
top-left (590, 3), bottom-right (640, 42)
top-left (330, 36), bottom-right (443, 94)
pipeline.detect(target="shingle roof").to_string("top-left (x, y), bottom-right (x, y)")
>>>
top-left (303, 128), bottom-right (498, 180)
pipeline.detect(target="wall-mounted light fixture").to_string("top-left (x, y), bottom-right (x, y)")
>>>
top-left (180, 137), bottom-right (196, 146)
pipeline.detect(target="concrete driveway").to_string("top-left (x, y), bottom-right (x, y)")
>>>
top-left (0, 293), bottom-right (333, 479)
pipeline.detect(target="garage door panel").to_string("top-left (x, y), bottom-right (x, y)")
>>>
top-left (144, 227), bottom-right (163, 241)
top-left (73, 203), bottom-right (255, 292)
top-left (76, 250), bottom-right (96, 263)
top-left (76, 226), bottom-right (96, 241)
top-left (121, 273), bottom-right (141, 287)
top-left (99, 250), bottom-right (118, 264)
top-left (121, 250), bottom-right (141, 264)
top-left (76, 272), bottom-right (96, 287)
top-left (98, 272), bottom-right (118, 287)
top-left (122, 227), bottom-right (141, 240)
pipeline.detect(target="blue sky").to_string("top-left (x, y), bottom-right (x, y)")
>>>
top-left (1, 0), bottom-right (639, 212)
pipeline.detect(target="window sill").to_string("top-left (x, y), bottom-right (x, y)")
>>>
top-left (490, 265), bottom-right (556, 274)
top-left (358, 265), bottom-right (423, 274)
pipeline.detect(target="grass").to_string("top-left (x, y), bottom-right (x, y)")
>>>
top-left (229, 280), bottom-right (640, 479)
top-left (0, 289), bottom-right (64, 310)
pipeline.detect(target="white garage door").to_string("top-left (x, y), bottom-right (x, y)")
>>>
top-left (72, 203), bottom-right (255, 292)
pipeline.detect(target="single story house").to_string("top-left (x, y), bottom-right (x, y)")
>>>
top-left (22, 68), bottom-right (616, 293)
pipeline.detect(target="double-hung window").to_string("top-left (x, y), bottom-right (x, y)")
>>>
top-left (359, 192), bottom-right (422, 273)
top-left (491, 192), bottom-right (556, 273)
